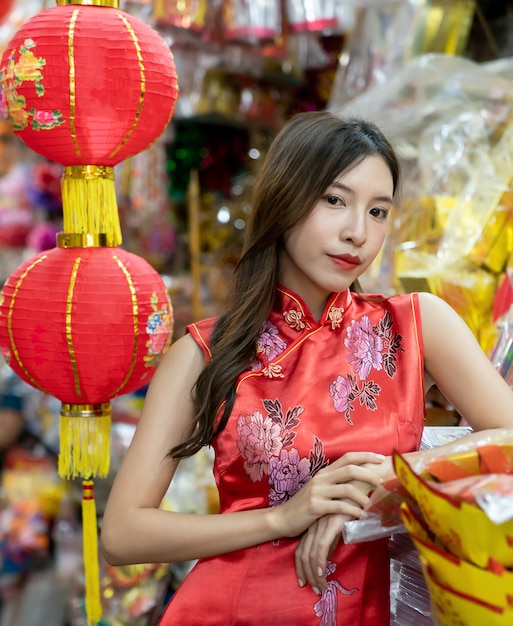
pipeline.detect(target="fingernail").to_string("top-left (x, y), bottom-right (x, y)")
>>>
top-left (317, 567), bottom-right (324, 577)
top-left (312, 587), bottom-right (320, 595)
top-left (375, 453), bottom-right (386, 459)
top-left (298, 579), bottom-right (305, 588)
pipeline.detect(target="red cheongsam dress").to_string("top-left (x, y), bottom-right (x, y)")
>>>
top-left (159, 286), bottom-right (426, 626)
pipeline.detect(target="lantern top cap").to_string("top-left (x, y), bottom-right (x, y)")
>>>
top-left (56, 0), bottom-right (119, 7)
top-left (57, 233), bottom-right (115, 248)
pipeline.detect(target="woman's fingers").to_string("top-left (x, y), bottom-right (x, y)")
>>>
top-left (333, 488), bottom-right (370, 514)
top-left (329, 451), bottom-right (385, 469)
top-left (295, 515), bottom-right (348, 593)
top-left (295, 526), bottom-right (316, 590)
top-left (326, 463), bottom-right (384, 489)
top-left (296, 520), bottom-right (328, 593)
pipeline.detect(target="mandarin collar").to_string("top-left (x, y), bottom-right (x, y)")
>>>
top-left (274, 285), bottom-right (353, 329)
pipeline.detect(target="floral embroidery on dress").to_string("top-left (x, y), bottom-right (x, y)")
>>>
top-left (328, 307), bottom-right (344, 330)
top-left (236, 398), bottom-right (328, 505)
top-left (329, 311), bottom-right (403, 424)
top-left (314, 561), bottom-right (358, 625)
top-left (236, 402), bottom-right (356, 624)
top-left (283, 309), bottom-right (306, 331)
top-left (236, 411), bottom-right (283, 482)
top-left (251, 320), bottom-right (287, 370)
top-left (269, 448), bottom-right (311, 505)
top-left (346, 315), bottom-right (383, 380)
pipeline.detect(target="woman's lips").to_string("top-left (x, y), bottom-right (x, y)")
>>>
top-left (328, 254), bottom-right (361, 270)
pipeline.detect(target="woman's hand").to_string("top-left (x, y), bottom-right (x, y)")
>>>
top-left (270, 452), bottom-right (384, 541)
top-left (295, 513), bottom-right (350, 594)
top-left (293, 457), bottom-right (390, 594)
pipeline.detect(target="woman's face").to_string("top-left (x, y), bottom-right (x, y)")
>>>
top-left (280, 155), bottom-right (394, 318)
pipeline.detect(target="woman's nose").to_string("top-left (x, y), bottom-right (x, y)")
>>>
top-left (342, 212), bottom-right (366, 246)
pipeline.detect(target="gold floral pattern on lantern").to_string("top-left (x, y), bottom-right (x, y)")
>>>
top-left (1, 39), bottom-right (64, 131)
top-left (144, 292), bottom-right (173, 369)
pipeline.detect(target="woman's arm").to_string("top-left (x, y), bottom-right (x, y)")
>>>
top-left (357, 293), bottom-right (513, 481)
top-left (419, 291), bottom-right (513, 431)
top-left (101, 334), bottom-right (384, 566)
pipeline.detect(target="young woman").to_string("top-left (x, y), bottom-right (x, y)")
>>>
top-left (102, 111), bottom-right (513, 625)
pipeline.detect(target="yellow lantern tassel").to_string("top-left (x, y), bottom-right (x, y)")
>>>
top-left (62, 165), bottom-right (122, 246)
top-left (58, 403), bottom-right (111, 480)
top-left (82, 479), bottom-right (102, 626)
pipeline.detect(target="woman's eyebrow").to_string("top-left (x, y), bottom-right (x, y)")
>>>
top-left (329, 181), bottom-right (393, 204)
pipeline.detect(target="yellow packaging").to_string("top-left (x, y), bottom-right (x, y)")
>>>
top-left (394, 451), bottom-right (513, 568)
top-left (400, 501), bottom-right (513, 609)
top-left (422, 561), bottom-right (513, 626)
top-left (467, 192), bottom-right (513, 274)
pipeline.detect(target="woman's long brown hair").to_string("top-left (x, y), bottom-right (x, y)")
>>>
top-left (169, 110), bottom-right (401, 458)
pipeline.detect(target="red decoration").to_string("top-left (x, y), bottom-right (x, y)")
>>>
top-left (0, 3), bottom-right (178, 165)
top-left (0, 231), bottom-right (175, 626)
top-left (493, 272), bottom-right (513, 322)
top-left (0, 0), bottom-right (13, 26)
top-left (0, 3), bottom-right (179, 622)
top-left (0, 244), bottom-right (173, 403)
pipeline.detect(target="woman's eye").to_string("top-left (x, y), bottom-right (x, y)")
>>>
top-left (325, 195), bottom-right (343, 206)
top-left (370, 207), bottom-right (389, 219)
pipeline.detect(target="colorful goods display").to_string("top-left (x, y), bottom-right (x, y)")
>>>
top-left (393, 432), bottom-right (513, 625)
top-left (490, 299), bottom-right (513, 390)
top-left (0, 0), bottom-right (179, 623)
top-left (155, 0), bottom-right (350, 42)
top-left (154, 0), bottom-right (209, 33)
top-left (493, 270), bottom-right (513, 324)
top-left (401, 503), bottom-right (513, 614)
top-left (223, 0), bottom-right (282, 43)
top-left (328, 0), bottom-right (476, 106)
top-left (0, 446), bottom-right (64, 575)
top-left (105, 563), bottom-right (169, 624)
top-left (341, 428), bottom-right (513, 624)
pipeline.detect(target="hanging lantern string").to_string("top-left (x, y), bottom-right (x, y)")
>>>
top-left (59, 402), bottom-right (110, 626)
top-left (62, 165), bottom-right (122, 247)
top-left (82, 479), bottom-right (102, 626)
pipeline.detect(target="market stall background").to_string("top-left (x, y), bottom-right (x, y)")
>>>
top-left (0, 1), bottom-right (513, 625)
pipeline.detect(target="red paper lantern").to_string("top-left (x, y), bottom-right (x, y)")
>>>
top-left (0, 236), bottom-right (174, 626)
top-left (0, 2), bottom-right (178, 165)
top-left (0, 241), bottom-right (172, 405)
top-left (0, 0), bottom-right (179, 247)
top-left (0, 238), bottom-right (173, 483)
